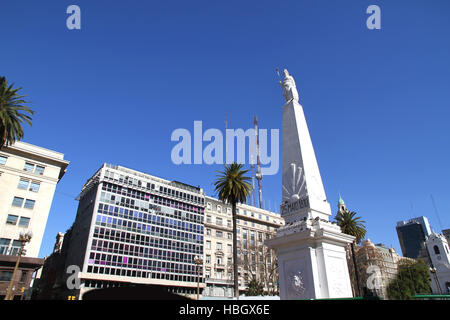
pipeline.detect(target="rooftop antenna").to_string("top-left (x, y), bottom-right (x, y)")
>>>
top-left (225, 112), bottom-right (228, 162)
top-left (410, 201), bottom-right (416, 219)
top-left (254, 115), bottom-right (263, 209)
top-left (249, 144), bottom-right (256, 207)
top-left (430, 194), bottom-right (444, 232)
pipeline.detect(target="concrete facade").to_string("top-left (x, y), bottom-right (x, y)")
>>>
top-left (202, 196), bottom-right (284, 298)
top-left (425, 233), bottom-right (450, 294)
top-left (354, 239), bottom-right (415, 299)
top-left (0, 141), bottom-right (68, 299)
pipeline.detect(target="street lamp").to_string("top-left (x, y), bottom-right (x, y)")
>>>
top-left (4, 230), bottom-right (33, 300)
top-left (429, 267), bottom-right (442, 295)
top-left (194, 255), bottom-right (203, 300)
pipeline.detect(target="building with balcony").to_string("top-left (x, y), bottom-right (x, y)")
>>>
top-left (0, 141), bottom-right (69, 299)
top-left (202, 196), bottom-right (284, 298)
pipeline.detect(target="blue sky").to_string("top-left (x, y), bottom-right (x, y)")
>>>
top-left (1, 1), bottom-right (450, 258)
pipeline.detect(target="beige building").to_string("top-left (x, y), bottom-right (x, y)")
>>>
top-left (355, 239), bottom-right (415, 299)
top-left (202, 196), bottom-right (284, 298)
top-left (0, 141), bottom-right (69, 299)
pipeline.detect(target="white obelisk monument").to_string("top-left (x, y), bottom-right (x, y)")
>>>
top-left (266, 69), bottom-right (355, 300)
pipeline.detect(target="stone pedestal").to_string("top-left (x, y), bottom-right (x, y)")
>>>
top-left (266, 217), bottom-right (354, 300)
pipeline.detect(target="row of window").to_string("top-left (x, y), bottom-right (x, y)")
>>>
top-left (206, 229), bottom-right (232, 239)
top-left (206, 202), bottom-right (274, 223)
top-left (95, 210), bottom-right (203, 244)
top-left (103, 170), bottom-right (204, 205)
top-left (0, 156), bottom-right (45, 175)
top-left (101, 182), bottom-right (205, 215)
top-left (205, 241), bottom-right (232, 252)
top-left (18, 178), bottom-right (40, 192)
top-left (23, 162), bottom-right (45, 175)
top-left (12, 197), bottom-right (35, 209)
top-left (87, 251), bottom-right (200, 276)
top-left (5, 215), bottom-right (30, 228)
top-left (0, 270), bottom-right (27, 283)
top-left (91, 232), bottom-right (203, 257)
top-left (98, 203), bottom-right (203, 233)
top-left (85, 265), bottom-right (202, 284)
top-left (0, 238), bottom-right (22, 256)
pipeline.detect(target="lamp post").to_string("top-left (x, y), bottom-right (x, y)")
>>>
top-left (429, 267), bottom-right (442, 295)
top-left (194, 255), bottom-right (203, 300)
top-left (4, 230), bottom-right (32, 300)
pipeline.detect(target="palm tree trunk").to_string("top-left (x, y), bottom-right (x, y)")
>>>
top-left (351, 242), bottom-right (361, 297)
top-left (232, 202), bottom-right (239, 300)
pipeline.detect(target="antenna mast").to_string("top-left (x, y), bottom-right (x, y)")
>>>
top-left (250, 144), bottom-right (256, 207)
top-left (430, 194), bottom-right (444, 231)
top-left (254, 115), bottom-right (263, 208)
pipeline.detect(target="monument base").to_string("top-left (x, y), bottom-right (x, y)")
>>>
top-left (266, 217), bottom-right (355, 300)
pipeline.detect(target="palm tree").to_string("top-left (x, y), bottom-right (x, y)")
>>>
top-left (335, 209), bottom-right (366, 297)
top-left (214, 162), bottom-right (253, 299)
top-left (0, 77), bottom-right (33, 149)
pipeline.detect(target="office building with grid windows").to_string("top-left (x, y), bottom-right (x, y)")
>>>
top-left (0, 141), bottom-right (69, 299)
top-left (60, 164), bottom-right (206, 299)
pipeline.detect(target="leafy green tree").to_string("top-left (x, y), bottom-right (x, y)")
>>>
top-left (246, 278), bottom-right (265, 296)
top-left (335, 209), bottom-right (367, 297)
top-left (214, 163), bottom-right (253, 299)
top-left (387, 259), bottom-right (431, 300)
top-left (0, 77), bottom-right (34, 149)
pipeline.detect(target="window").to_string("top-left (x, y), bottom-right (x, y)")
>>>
top-left (0, 155), bottom-right (7, 165)
top-left (35, 165), bottom-right (45, 175)
top-left (217, 243), bottom-right (222, 250)
top-left (29, 181), bottom-right (40, 192)
top-left (10, 240), bottom-right (22, 256)
top-left (24, 199), bottom-right (35, 209)
top-left (216, 231), bottom-right (223, 238)
top-left (24, 162), bottom-right (34, 172)
top-left (12, 197), bottom-right (24, 207)
top-left (0, 271), bottom-right (13, 282)
top-left (18, 178), bottom-right (29, 190)
top-left (0, 238), bottom-right (10, 255)
top-left (19, 217), bottom-right (30, 228)
top-left (205, 255), bottom-right (211, 264)
top-left (6, 215), bottom-right (18, 225)
top-left (206, 241), bottom-right (211, 250)
top-left (433, 245), bottom-right (440, 255)
top-left (20, 271), bottom-right (27, 283)
top-left (23, 162), bottom-right (45, 175)
top-left (227, 233), bottom-right (232, 240)
top-left (227, 244), bottom-right (232, 253)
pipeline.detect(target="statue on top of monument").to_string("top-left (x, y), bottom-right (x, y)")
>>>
top-left (280, 68), bottom-right (299, 103)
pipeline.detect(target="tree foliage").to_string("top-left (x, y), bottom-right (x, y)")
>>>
top-left (387, 259), bottom-right (432, 300)
top-left (246, 278), bottom-right (265, 296)
top-left (0, 77), bottom-right (33, 149)
top-left (214, 163), bottom-right (253, 299)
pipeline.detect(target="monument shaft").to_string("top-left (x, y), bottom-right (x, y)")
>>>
top-left (267, 69), bottom-right (354, 300)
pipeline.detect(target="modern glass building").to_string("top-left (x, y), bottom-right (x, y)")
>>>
top-left (396, 216), bottom-right (432, 259)
top-left (64, 164), bottom-right (206, 299)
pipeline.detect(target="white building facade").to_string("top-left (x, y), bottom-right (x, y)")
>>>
top-left (0, 141), bottom-right (69, 258)
top-left (425, 233), bottom-right (450, 294)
